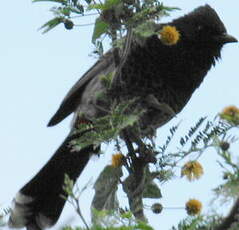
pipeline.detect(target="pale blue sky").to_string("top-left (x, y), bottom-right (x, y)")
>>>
top-left (1, 1), bottom-right (239, 229)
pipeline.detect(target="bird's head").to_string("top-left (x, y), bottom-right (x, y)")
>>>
top-left (145, 5), bottom-right (237, 88)
top-left (152, 4), bottom-right (237, 67)
top-left (170, 5), bottom-right (237, 46)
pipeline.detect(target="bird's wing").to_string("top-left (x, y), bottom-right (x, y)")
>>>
top-left (48, 51), bottom-right (114, 127)
top-left (47, 23), bottom-right (165, 127)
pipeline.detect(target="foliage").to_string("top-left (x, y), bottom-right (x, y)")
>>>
top-left (91, 165), bottom-right (122, 216)
top-left (33, 0), bottom-right (178, 55)
top-left (170, 215), bottom-right (222, 230)
top-left (70, 99), bottom-right (141, 150)
top-left (60, 108), bottom-right (239, 230)
top-left (62, 211), bottom-right (154, 230)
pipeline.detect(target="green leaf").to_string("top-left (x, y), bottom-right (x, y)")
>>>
top-left (103, 0), bottom-right (121, 9)
top-left (136, 221), bottom-right (154, 230)
top-left (143, 182), bottom-right (162, 198)
top-left (163, 6), bottom-right (181, 12)
top-left (71, 99), bottom-right (141, 150)
top-left (133, 21), bottom-right (157, 45)
top-left (57, 6), bottom-right (84, 16)
top-left (120, 211), bottom-right (133, 219)
top-left (60, 7), bottom-right (71, 16)
top-left (92, 17), bottom-right (109, 44)
top-left (91, 166), bottom-right (122, 224)
top-left (88, 0), bottom-right (120, 10)
top-left (33, 0), bottom-right (67, 3)
top-left (39, 17), bottom-right (64, 33)
top-left (87, 3), bottom-right (103, 10)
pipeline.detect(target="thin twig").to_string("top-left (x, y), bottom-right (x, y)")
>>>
top-left (70, 12), bottom-right (99, 18)
top-left (74, 197), bottom-right (90, 230)
top-left (74, 23), bottom-right (95, 27)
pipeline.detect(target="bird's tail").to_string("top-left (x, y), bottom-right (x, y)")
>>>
top-left (8, 133), bottom-right (94, 230)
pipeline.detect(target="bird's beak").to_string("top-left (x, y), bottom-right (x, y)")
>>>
top-left (214, 33), bottom-right (238, 44)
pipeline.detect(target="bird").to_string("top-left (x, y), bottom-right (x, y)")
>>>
top-left (8, 4), bottom-right (237, 230)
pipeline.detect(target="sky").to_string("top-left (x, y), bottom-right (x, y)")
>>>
top-left (0, 0), bottom-right (239, 230)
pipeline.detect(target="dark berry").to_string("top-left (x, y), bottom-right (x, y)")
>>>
top-left (151, 203), bottom-right (163, 214)
top-left (64, 20), bottom-right (74, 30)
top-left (220, 141), bottom-right (230, 151)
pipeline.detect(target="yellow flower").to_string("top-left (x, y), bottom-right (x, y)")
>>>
top-left (220, 105), bottom-right (239, 124)
top-left (159, 26), bottom-right (180, 46)
top-left (181, 161), bottom-right (203, 181)
top-left (111, 153), bottom-right (124, 167)
top-left (185, 199), bottom-right (202, 215)
top-left (222, 105), bottom-right (239, 116)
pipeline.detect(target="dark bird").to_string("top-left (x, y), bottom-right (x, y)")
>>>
top-left (8, 5), bottom-right (237, 230)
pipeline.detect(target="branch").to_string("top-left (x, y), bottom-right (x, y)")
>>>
top-left (214, 198), bottom-right (239, 230)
